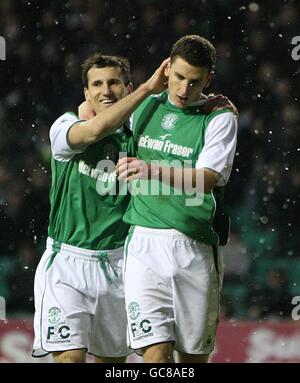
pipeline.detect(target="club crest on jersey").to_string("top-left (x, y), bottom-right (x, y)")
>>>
top-left (161, 113), bottom-right (178, 130)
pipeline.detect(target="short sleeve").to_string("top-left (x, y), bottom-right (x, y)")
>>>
top-left (196, 112), bottom-right (237, 186)
top-left (49, 112), bottom-right (85, 161)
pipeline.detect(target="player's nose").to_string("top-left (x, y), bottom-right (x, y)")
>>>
top-left (101, 82), bottom-right (113, 96)
top-left (180, 81), bottom-right (189, 97)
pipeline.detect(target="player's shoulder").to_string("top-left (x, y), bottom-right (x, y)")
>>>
top-left (206, 109), bottom-right (237, 125)
top-left (50, 112), bottom-right (79, 134)
top-left (49, 112), bottom-right (80, 145)
top-left (204, 110), bottom-right (238, 140)
top-left (52, 112), bottom-right (79, 127)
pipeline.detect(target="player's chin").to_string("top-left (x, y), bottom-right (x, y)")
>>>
top-left (175, 98), bottom-right (192, 109)
top-left (102, 104), bottom-right (113, 110)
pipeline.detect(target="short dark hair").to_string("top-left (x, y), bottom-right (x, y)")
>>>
top-left (81, 53), bottom-right (131, 88)
top-left (170, 35), bottom-right (216, 71)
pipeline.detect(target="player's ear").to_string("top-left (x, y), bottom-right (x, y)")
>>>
top-left (84, 87), bottom-right (90, 101)
top-left (126, 82), bottom-right (134, 95)
top-left (164, 61), bottom-right (171, 77)
top-left (204, 71), bottom-right (214, 89)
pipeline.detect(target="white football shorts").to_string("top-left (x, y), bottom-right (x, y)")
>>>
top-left (124, 226), bottom-right (224, 355)
top-left (32, 237), bottom-right (131, 358)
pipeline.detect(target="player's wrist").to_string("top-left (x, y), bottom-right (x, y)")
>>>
top-left (138, 82), bottom-right (153, 97)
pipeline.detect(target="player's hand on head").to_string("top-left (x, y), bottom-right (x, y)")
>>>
top-left (116, 157), bottom-right (150, 182)
top-left (145, 58), bottom-right (170, 94)
top-left (203, 94), bottom-right (238, 117)
top-left (78, 100), bottom-right (96, 120)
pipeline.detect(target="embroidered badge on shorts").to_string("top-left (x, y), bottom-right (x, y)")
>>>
top-left (128, 301), bottom-right (154, 341)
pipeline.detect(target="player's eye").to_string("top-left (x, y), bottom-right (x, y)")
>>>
top-left (190, 80), bottom-right (200, 87)
top-left (175, 73), bottom-right (184, 80)
top-left (108, 79), bottom-right (121, 86)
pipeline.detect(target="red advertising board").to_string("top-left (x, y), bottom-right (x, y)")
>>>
top-left (0, 319), bottom-right (52, 363)
top-left (1, 319), bottom-right (300, 363)
top-left (212, 320), bottom-right (300, 363)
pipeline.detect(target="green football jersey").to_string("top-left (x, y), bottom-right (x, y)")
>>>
top-left (48, 113), bottom-right (135, 250)
top-left (123, 91), bottom-right (232, 246)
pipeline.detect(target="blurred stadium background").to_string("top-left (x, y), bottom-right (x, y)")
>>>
top-left (0, 0), bottom-right (299, 362)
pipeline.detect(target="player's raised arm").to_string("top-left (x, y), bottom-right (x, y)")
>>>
top-left (68, 58), bottom-right (170, 149)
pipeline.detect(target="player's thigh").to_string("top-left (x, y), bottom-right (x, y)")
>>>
top-left (41, 254), bottom-right (93, 353)
top-left (125, 254), bottom-right (174, 350)
top-left (52, 349), bottom-right (86, 363)
top-left (173, 242), bottom-right (222, 354)
top-left (89, 249), bottom-right (131, 358)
